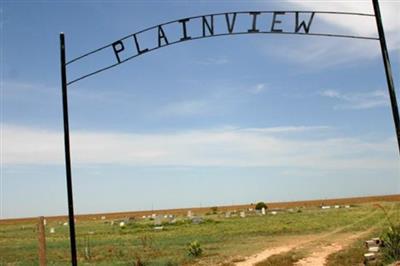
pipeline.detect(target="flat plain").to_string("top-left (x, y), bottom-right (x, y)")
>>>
top-left (1, 195), bottom-right (399, 265)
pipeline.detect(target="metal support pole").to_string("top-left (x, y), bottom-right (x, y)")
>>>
top-left (37, 216), bottom-right (47, 266)
top-left (60, 33), bottom-right (78, 266)
top-left (372, 0), bottom-right (400, 155)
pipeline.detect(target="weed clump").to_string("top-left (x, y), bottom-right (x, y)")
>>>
top-left (375, 204), bottom-right (400, 263)
top-left (382, 224), bottom-right (400, 262)
top-left (187, 241), bottom-right (202, 257)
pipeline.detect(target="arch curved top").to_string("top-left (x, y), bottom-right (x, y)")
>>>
top-left (65, 10), bottom-right (378, 85)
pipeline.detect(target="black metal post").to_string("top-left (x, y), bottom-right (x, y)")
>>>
top-left (372, 0), bottom-right (400, 155)
top-left (60, 33), bottom-right (78, 266)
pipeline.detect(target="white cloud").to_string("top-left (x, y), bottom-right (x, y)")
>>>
top-left (2, 124), bottom-right (398, 171)
top-left (160, 100), bottom-right (210, 116)
top-left (196, 57), bottom-right (229, 65)
top-left (265, 1), bottom-right (400, 66)
top-left (286, 1), bottom-right (398, 36)
top-left (241, 125), bottom-right (331, 133)
top-left (249, 83), bottom-right (267, 94)
top-left (320, 89), bottom-right (390, 109)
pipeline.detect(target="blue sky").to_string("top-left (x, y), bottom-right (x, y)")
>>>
top-left (1, 1), bottom-right (399, 218)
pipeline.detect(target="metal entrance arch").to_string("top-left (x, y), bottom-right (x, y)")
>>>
top-left (60, 1), bottom-right (399, 264)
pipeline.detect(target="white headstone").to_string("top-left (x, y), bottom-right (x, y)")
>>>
top-left (63, 222), bottom-right (68, 226)
top-left (154, 215), bottom-right (162, 226)
top-left (101, 216), bottom-right (106, 220)
top-left (187, 210), bottom-right (192, 218)
top-left (50, 227), bottom-right (55, 234)
top-left (119, 221), bottom-right (125, 228)
top-left (240, 211), bottom-right (246, 218)
top-left (191, 217), bottom-right (204, 224)
top-left (43, 219), bottom-right (47, 226)
top-left (271, 211), bottom-right (277, 215)
top-left (368, 246), bottom-right (379, 253)
top-left (225, 211), bottom-right (231, 218)
top-left (261, 207), bottom-right (266, 215)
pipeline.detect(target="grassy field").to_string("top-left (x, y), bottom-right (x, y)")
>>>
top-left (1, 200), bottom-right (399, 265)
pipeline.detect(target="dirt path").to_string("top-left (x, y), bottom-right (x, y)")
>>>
top-left (234, 210), bottom-right (379, 266)
top-left (294, 231), bottom-right (367, 266)
top-left (294, 243), bottom-right (342, 266)
top-left (235, 244), bottom-right (298, 266)
top-left (294, 205), bottom-right (395, 266)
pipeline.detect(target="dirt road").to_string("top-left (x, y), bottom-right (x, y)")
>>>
top-left (234, 209), bottom-right (380, 266)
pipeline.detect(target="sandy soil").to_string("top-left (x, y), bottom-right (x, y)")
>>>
top-left (235, 245), bottom-right (296, 266)
top-left (294, 243), bottom-right (343, 266)
top-left (294, 231), bottom-right (365, 266)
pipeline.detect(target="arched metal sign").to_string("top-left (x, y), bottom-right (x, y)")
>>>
top-left (60, 1), bottom-right (399, 264)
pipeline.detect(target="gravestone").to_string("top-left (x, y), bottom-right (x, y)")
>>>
top-left (261, 207), bottom-right (266, 215)
top-left (154, 215), bottom-right (163, 226)
top-left (240, 211), bottom-right (246, 218)
top-left (191, 216), bottom-right (204, 224)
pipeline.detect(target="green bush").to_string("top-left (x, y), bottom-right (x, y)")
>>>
top-left (255, 202), bottom-right (267, 211)
top-left (187, 241), bottom-right (202, 257)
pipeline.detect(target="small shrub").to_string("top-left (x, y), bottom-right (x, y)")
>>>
top-left (255, 202), bottom-right (267, 211)
top-left (211, 206), bottom-right (218, 214)
top-left (135, 256), bottom-right (146, 266)
top-left (187, 241), bottom-right (202, 257)
top-left (382, 224), bottom-right (400, 262)
top-left (139, 234), bottom-right (154, 249)
top-left (375, 204), bottom-right (400, 262)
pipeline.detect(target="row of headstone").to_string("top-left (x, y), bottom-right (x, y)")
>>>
top-left (364, 237), bottom-right (383, 263)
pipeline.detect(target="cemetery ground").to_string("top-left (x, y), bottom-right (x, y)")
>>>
top-left (1, 195), bottom-right (399, 266)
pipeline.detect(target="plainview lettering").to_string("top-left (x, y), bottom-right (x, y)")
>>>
top-left (112, 11), bottom-right (315, 63)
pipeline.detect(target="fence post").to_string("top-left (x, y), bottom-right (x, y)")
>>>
top-left (38, 216), bottom-right (47, 266)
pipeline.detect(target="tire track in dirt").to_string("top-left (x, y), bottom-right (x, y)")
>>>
top-left (234, 209), bottom-right (381, 266)
top-left (294, 204), bottom-right (395, 266)
top-left (294, 229), bottom-right (371, 266)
